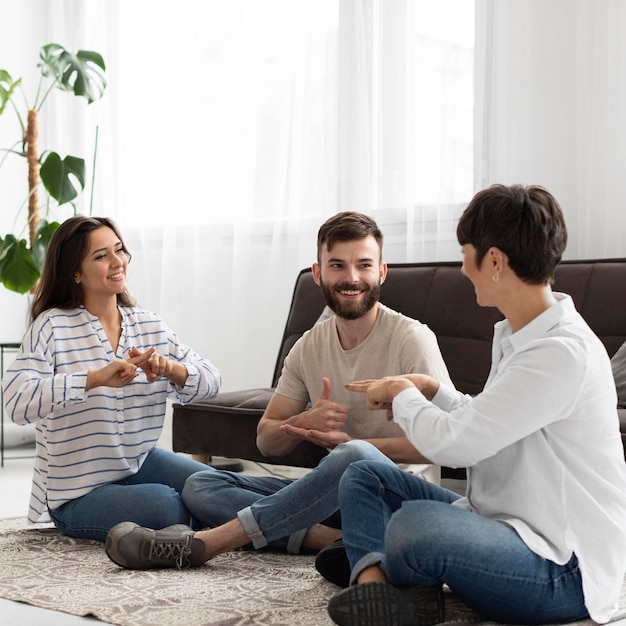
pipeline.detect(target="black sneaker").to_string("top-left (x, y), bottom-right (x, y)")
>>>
top-left (315, 540), bottom-right (351, 588)
top-left (327, 581), bottom-right (445, 626)
top-left (105, 522), bottom-right (205, 570)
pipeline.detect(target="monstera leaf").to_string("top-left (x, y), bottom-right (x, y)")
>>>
top-left (0, 69), bottom-right (21, 115)
top-left (40, 153), bottom-right (86, 205)
top-left (0, 235), bottom-right (40, 294)
top-left (0, 220), bottom-right (60, 293)
top-left (38, 44), bottom-right (106, 104)
top-left (31, 219), bottom-right (60, 271)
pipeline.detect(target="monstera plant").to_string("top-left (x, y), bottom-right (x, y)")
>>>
top-left (0, 43), bottom-right (106, 293)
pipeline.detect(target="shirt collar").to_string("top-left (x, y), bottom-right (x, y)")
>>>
top-left (494, 292), bottom-right (577, 351)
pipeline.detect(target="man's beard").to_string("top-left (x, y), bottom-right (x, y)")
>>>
top-left (320, 279), bottom-right (381, 320)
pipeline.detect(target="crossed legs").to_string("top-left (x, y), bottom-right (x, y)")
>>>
top-left (333, 460), bottom-right (588, 624)
top-left (105, 440), bottom-right (396, 568)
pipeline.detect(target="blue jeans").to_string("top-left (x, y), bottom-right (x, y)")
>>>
top-left (339, 460), bottom-right (589, 624)
top-left (182, 440), bottom-right (395, 553)
top-left (49, 447), bottom-right (210, 542)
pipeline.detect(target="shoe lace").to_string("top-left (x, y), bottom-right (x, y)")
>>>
top-left (148, 535), bottom-right (193, 569)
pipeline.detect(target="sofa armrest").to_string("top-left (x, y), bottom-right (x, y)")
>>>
top-left (172, 389), bottom-right (328, 468)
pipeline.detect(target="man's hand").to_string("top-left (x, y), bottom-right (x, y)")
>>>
top-left (280, 423), bottom-right (351, 448)
top-left (301, 377), bottom-right (349, 432)
top-left (256, 377), bottom-right (349, 457)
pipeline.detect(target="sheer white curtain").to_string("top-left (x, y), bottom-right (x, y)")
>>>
top-left (106, 0), bottom-right (344, 389)
top-left (3, 0), bottom-right (624, 385)
top-left (339, 0), bottom-right (474, 261)
top-left (475, 0), bottom-right (626, 260)
top-left (0, 0), bottom-right (473, 388)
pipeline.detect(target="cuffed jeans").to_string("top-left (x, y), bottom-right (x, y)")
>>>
top-left (49, 447), bottom-right (210, 542)
top-left (182, 440), bottom-right (395, 553)
top-left (339, 460), bottom-right (589, 624)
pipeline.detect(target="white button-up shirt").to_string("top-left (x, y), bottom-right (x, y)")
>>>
top-left (393, 294), bottom-right (626, 623)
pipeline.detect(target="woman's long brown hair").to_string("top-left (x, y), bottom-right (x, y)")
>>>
top-left (30, 216), bottom-right (136, 321)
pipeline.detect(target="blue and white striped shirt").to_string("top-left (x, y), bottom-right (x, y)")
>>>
top-left (1, 306), bottom-right (221, 523)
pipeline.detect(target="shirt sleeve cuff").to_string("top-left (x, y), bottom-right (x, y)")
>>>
top-left (391, 383), bottom-right (459, 426)
top-left (392, 386), bottom-right (425, 417)
top-left (69, 372), bottom-right (87, 401)
top-left (392, 382), bottom-right (457, 413)
top-left (431, 383), bottom-right (459, 411)
top-left (179, 364), bottom-right (198, 393)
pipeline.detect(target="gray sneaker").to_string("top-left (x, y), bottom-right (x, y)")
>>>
top-left (105, 522), bottom-right (205, 570)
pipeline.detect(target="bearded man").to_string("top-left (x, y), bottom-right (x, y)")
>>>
top-left (105, 212), bottom-right (452, 584)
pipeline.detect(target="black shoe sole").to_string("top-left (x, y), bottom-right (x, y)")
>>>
top-left (315, 540), bottom-right (351, 588)
top-left (327, 582), bottom-right (444, 626)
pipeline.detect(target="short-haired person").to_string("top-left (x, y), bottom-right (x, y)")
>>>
top-left (1, 216), bottom-right (222, 541)
top-left (323, 185), bottom-right (626, 625)
top-left (105, 211), bottom-right (452, 571)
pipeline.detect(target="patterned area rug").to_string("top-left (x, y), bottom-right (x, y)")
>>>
top-left (0, 517), bottom-right (624, 626)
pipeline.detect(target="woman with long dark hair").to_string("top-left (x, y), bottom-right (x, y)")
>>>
top-left (2, 216), bottom-right (221, 542)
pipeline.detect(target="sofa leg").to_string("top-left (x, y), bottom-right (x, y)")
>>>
top-left (191, 453), bottom-right (210, 464)
top-left (191, 453), bottom-right (244, 472)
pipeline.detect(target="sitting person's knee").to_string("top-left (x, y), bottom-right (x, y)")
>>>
top-left (332, 439), bottom-right (387, 463)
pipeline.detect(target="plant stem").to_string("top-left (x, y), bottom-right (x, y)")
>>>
top-left (89, 125), bottom-right (99, 215)
top-left (25, 108), bottom-right (39, 247)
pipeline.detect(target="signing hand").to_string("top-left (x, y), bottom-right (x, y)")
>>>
top-left (300, 377), bottom-right (349, 433)
top-left (346, 376), bottom-right (414, 419)
top-left (128, 346), bottom-right (173, 382)
top-left (86, 347), bottom-right (156, 390)
top-left (280, 423), bottom-right (351, 448)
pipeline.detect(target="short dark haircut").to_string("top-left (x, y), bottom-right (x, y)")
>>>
top-left (456, 184), bottom-right (568, 285)
top-left (317, 211), bottom-right (383, 264)
top-left (31, 215), bottom-right (135, 321)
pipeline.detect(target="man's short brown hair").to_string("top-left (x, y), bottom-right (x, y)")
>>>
top-left (317, 211), bottom-right (383, 264)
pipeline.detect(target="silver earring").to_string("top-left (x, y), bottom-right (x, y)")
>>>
top-left (492, 274), bottom-right (500, 282)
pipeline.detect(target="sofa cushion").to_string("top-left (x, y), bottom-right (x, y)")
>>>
top-left (612, 340), bottom-right (626, 408)
top-left (203, 389), bottom-right (275, 411)
top-left (171, 393), bottom-right (325, 468)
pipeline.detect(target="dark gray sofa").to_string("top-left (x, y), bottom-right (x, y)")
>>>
top-left (172, 259), bottom-right (626, 475)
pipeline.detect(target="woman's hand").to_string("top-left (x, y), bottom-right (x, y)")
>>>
top-left (346, 377), bottom-right (413, 418)
top-left (128, 346), bottom-right (172, 381)
top-left (128, 346), bottom-right (189, 386)
top-left (346, 374), bottom-right (440, 419)
top-left (86, 347), bottom-right (156, 389)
